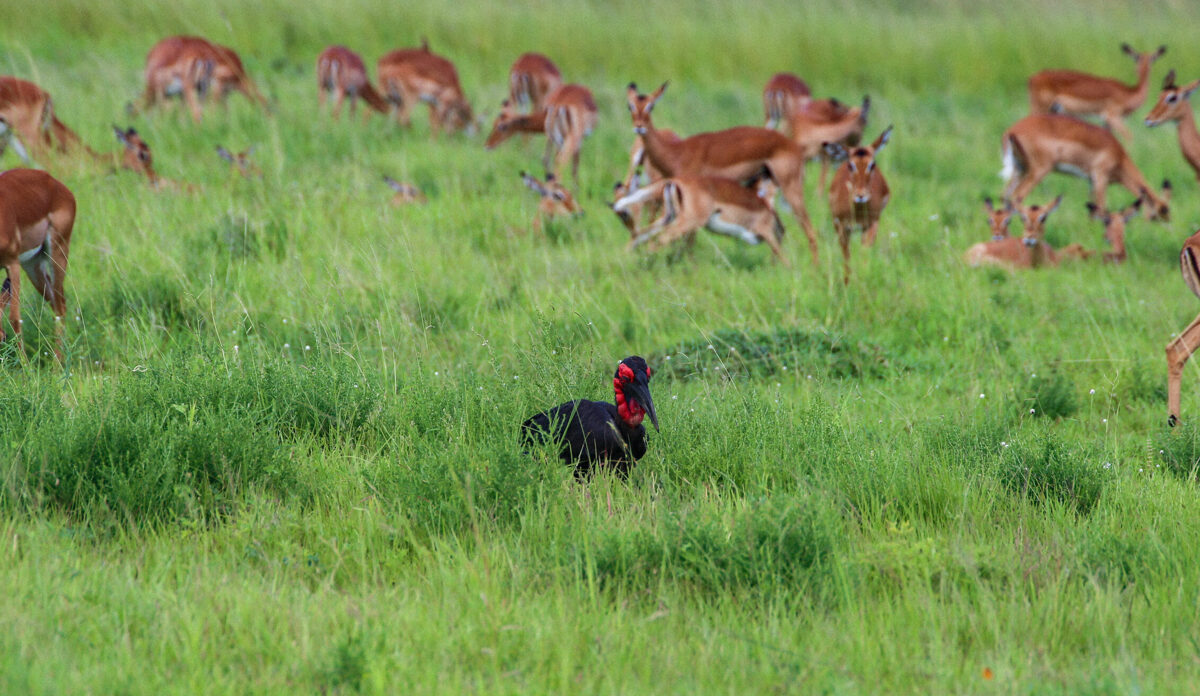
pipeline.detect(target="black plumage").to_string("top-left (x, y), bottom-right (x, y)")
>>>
top-left (522, 356), bottom-right (658, 477)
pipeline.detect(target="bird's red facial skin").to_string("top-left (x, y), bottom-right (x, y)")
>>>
top-left (614, 386), bottom-right (646, 427)
top-left (618, 363), bottom-right (635, 383)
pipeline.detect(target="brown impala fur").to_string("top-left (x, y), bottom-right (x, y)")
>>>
top-left (762, 73), bottom-right (811, 130)
top-left (377, 42), bottom-right (473, 135)
top-left (627, 82), bottom-right (818, 266)
top-left (1001, 113), bottom-right (1171, 219)
top-left (138, 37), bottom-right (267, 122)
top-left (0, 169), bottom-right (76, 360)
top-left (521, 171), bottom-right (580, 232)
top-left (216, 145), bottom-right (261, 178)
top-left (825, 126), bottom-right (892, 284)
top-left (1086, 196), bottom-right (1143, 263)
top-left (1029, 43), bottom-right (1165, 140)
top-left (964, 196), bottom-right (1092, 269)
top-left (0, 76), bottom-right (88, 158)
top-left (789, 96), bottom-right (869, 190)
top-left (383, 176), bottom-right (426, 205)
top-left (1144, 70), bottom-right (1200, 182)
top-left (981, 197), bottom-right (1016, 240)
top-left (611, 130), bottom-right (681, 237)
top-left (316, 45), bottom-right (388, 120)
top-left (612, 175), bottom-right (788, 264)
top-left (508, 53), bottom-right (562, 113)
top-left (1167, 228), bottom-right (1200, 426)
top-left (206, 42), bottom-right (269, 111)
top-left (485, 84), bottom-right (598, 180)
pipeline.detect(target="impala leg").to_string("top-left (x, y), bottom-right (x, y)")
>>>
top-left (1167, 312), bottom-right (1200, 426)
top-left (760, 226), bottom-right (790, 267)
top-left (1006, 166), bottom-right (1048, 204)
top-left (819, 156), bottom-right (830, 191)
top-left (863, 220), bottom-right (879, 247)
top-left (331, 90), bottom-right (345, 121)
top-left (836, 219), bottom-right (851, 285)
top-left (541, 137), bottom-right (557, 178)
top-left (183, 85), bottom-right (203, 123)
top-left (1106, 112), bottom-right (1132, 141)
top-left (4, 261), bottom-right (20, 355)
top-left (779, 174), bottom-right (819, 268)
top-left (1090, 175), bottom-right (1110, 211)
top-left (318, 87), bottom-right (327, 114)
top-left (644, 217), bottom-right (701, 253)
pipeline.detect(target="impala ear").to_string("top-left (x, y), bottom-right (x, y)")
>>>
top-left (647, 82), bottom-right (668, 111)
top-left (1120, 42), bottom-right (1135, 57)
top-left (872, 125), bottom-right (893, 152)
top-left (1085, 201), bottom-right (1101, 219)
top-left (1164, 69), bottom-right (1178, 90)
top-left (1038, 195), bottom-right (1063, 222)
top-left (1183, 80), bottom-right (1200, 100)
top-left (1124, 196), bottom-right (1144, 221)
top-left (983, 197), bottom-right (995, 213)
top-left (113, 125), bottom-right (127, 145)
top-left (1156, 45), bottom-right (1167, 59)
top-left (216, 145), bottom-right (233, 163)
top-left (520, 170), bottom-right (547, 196)
top-left (823, 142), bottom-right (847, 162)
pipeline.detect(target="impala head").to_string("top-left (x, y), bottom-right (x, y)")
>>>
top-left (1086, 196), bottom-right (1142, 260)
top-left (1145, 69), bottom-right (1200, 127)
top-left (383, 176), bottom-right (426, 204)
top-left (1120, 43), bottom-right (1166, 69)
top-left (825, 125), bottom-right (892, 204)
top-left (1141, 179), bottom-right (1172, 221)
top-left (484, 99), bottom-right (522, 149)
top-left (522, 171), bottom-right (580, 216)
top-left (216, 144), bottom-right (261, 178)
top-left (613, 356), bottom-right (658, 431)
top-left (610, 179), bottom-right (638, 236)
top-left (438, 97), bottom-right (474, 134)
top-left (1015, 195), bottom-right (1062, 246)
top-left (983, 197), bottom-right (1015, 240)
top-left (114, 125), bottom-right (156, 180)
top-left (627, 82), bottom-right (668, 135)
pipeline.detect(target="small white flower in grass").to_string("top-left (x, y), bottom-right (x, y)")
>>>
top-left (1104, 462), bottom-right (1112, 469)
top-left (283, 319), bottom-right (288, 324)
top-left (233, 345), bottom-right (239, 353)
top-left (1031, 373), bottom-right (1036, 378)
top-left (1160, 450), bottom-right (1165, 454)
top-left (1139, 468), bottom-right (1144, 473)
top-left (782, 366), bottom-right (788, 371)
top-left (665, 355), bottom-right (671, 360)
top-left (1089, 389), bottom-right (1095, 394)
top-left (707, 344), bottom-right (714, 351)
top-left (1030, 408), bottom-right (1035, 414)
top-left (943, 336), bottom-right (949, 342)
top-left (305, 345), bottom-right (311, 351)
top-left (434, 371), bottom-right (439, 376)
top-left (929, 214), bottom-right (939, 221)
top-left (284, 343), bottom-right (290, 349)
top-left (1102, 418), bottom-right (1107, 423)
top-left (776, 383), bottom-right (781, 388)
top-left (980, 393), bottom-right (986, 399)
top-left (672, 395), bottom-right (677, 400)
top-left (354, 384), bottom-right (359, 388)
top-left (689, 408), bottom-right (694, 413)
top-left (513, 375), bottom-right (519, 380)
top-left (1001, 441), bottom-right (1009, 448)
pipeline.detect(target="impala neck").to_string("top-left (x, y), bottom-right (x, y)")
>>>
top-left (1029, 239), bottom-right (1053, 268)
top-left (639, 121), bottom-right (678, 177)
top-left (509, 110), bottom-right (547, 134)
top-left (1176, 102), bottom-right (1200, 176)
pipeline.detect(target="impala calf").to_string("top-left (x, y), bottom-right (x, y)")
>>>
top-left (1085, 197), bottom-right (1142, 263)
top-left (1167, 229), bottom-right (1200, 426)
top-left (508, 53), bottom-right (562, 113)
top-left (377, 41), bottom-right (473, 135)
top-left (384, 176), bottom-right (426, 205)
top-left (1029, 43), bottom-right (1165, 140)
top-left (1144, 70), bottom-right (1200, 181)
top-left (1001, 113), bottom-right (1171, 219)
top-left (964, 196), bottom-right (1091, 269)
top-left (216, 145), bottom-right (261, 178)
top-left (521, 171), bottom-right (580, 232)
top-left (613, 175), bottom-right (788, 264)
top-left (317, 45), bottom-right (388, 119)
top-left (627, 82), bottom-right (819, 266)
top-left (0, 168), bottom-right (76, 360)
top-left (825, 126), bottom-right (893, 284)
top-left (982, 197), bottom-right (1015, 239)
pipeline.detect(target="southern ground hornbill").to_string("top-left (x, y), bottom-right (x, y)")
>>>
top-left (521, 356), bottom-right (659, 477)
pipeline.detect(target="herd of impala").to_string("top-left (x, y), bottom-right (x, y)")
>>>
top-left (3, 35), bottom-right (1200, 425)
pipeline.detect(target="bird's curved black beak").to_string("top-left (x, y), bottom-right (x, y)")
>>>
top-left (629, 382), bottom-right (659, 431)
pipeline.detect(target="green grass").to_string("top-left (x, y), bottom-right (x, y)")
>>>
top-left (4, 0), bottom-right (1200, 692)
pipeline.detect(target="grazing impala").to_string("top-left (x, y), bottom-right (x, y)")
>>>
top-left (1144, 70), bottom-right (1200, 181)
top-left (1001, 113), bottom-right (1171, 219)
top-left (377, 41), bottom-right (473, 135)
top-left (763, 73), bottom-right (811, 130)
top-left (383, 176), bottom-right (426, 205)
top-left (1029, 43), bottom-right (1166, 140)
top-left (626, 82), bottom-right (819, 266)
top-left (216, 145), bottom-right (261, 178)
top-left (508, 53), bottom-right (562, 113)
top-left (521, 171), bottom-right (580, 232)
top-left (0, 76), bottom-right (88, 157)
top-left (825, 126), bottom-right (893, 284)
top-left (138, 36), bottom-right (267, 121)
top-left (1085, 197), bottom-right (1143, 263)
top-left (485, 84), bottom-right (598, 180)
top-left (317, 45), bottom-right (388, 119)
top-left (613, 175), bottom-right (788, 263)
top-left (1167, 228), bottom-right (1200, 426)
top-left (0, 168), bottom-right (76, 360)
top-left (964, 196), bottom-right (1092, 269)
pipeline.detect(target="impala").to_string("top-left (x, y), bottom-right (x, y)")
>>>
top-left (1001, 113), bottom-right (1171, 218)
top-left (0, 76), bottom-right (87, 157)
top-left (508, 53), bottom-right (562, 113)
top-left (613, 175), bottom-right (788, 264)
top-left (1168, 228), bottom-right (1200, 426)
top-left (1144, 70), bottom-right (1200, 181)
top-left (383, 176), bottom-right (427, 205)
top-left (627, 82), bottom-right (819, 266)
top-left (762, 72), bottom-right (811, 130)
top-left (0, 116), bottom-right (28, 162)
top-left (138, 36), bottom-right (267, 121)
top-left (789, 96), bottom-right (869, 189)
top-left (825, 126), bottom-right (893, 284)
top-left (964, 196), bottom-right (1091, 268)
top-left (1085, 197), bottom-right (1142, 263)
top-left (0, 168), bottom-right (76, 360)
top-left (982, 197), bottom-right (1015, 239)
top-left (485, 84), bottom-right (597, 180)
top-left (1029, 43), bottom-right (1165, 140)
top-left (521, 171), bottom-right (580, 232)
top-left (611, 130), bottom-right (681, 237)
top-left (317, 45), bottom-right (388, 119)
top-left (216, 145), bottom-right (261, 178)
top-left (377, 41), bottom-right (473, 135)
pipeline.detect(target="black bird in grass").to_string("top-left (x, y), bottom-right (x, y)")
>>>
top-left (522, 356), bottom-right (659, 477)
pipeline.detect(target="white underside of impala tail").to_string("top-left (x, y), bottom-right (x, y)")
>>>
top-left (1000, 140), bottom-right (1017, 182)
top-left (706, 215), bottom-right (761, 245)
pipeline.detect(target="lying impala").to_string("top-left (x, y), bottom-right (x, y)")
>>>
top-left (1086, 196), bottom-right (1142, 263)
top-left (0, 76), bottom-right (88, 157)
top-left (316, 45), bottom-right (388, 120)
top-left (1168, 228), bottom-right (1200, 426)
top-left (508, 53), bottom-right (562, 113)
top-left (964, 196), bottom-right (1091, 269)
top-left (377, 41), bottom-right (473, 135)
top-left (1144, 70), bottom-right (1200, 182)
top-left (1001, 113), bottom-right (1171, 219)
top-left (1029, 43), bottom-right (1165, 140)
top-left (485, 84), bottom-right (598, 180)
top-left (627, 82), bottom-right (819, 266)
top-left (0, 168), bottom-right (76, 360)
top-left (825, 126), bottom-right (892, 284)
top-left (521, 171), bottom-right (580, 232)
top-left (138, 36), bottom-right (267, 121)
top-left (981, 197), bottom-right (1015, 240)
top-left (216, 145), bottom-right (261, 178)
top-left (383, 176), bottom-right (426, 205)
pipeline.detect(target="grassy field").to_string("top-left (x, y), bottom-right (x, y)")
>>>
top-left (4, 0), bottom-right (1200, 692)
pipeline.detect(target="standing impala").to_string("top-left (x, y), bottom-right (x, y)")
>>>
top-left (138, 36), bottom-right (267, 121)
top-left (485, 84), bottom-right (598, 180)
top-left (0, 169), bottom-right (76, 360)
top-left (377, 41), bottom-right (473, 135)
top-left (1144, 70), bottom-right (1200, 181)
top-left (626, 82), bottom-right (819, 266)
top-left (1167, 229), bottom-right (1200, 426)
top-left (0, 76), bottom-right (87, 157)
top-left (507, 53), bottom-right (562, 113)
top-left (762, 73), bottom-right (811, 130)
top-left (317, 45), bottom-right (388, 120)
top-left (1029, 43), bottom-right (1165, 140)
top-left (1001, 113), bottom-right (1171, 219)
top-left (825, 127), bottom-right (892, 284)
